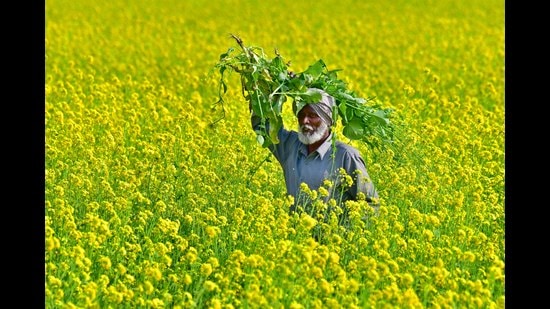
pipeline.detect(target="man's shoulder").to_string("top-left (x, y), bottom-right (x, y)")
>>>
top-left (276, 129), bottom-right (300, 148)
top-left (334, 140), bottom-right (361, 156)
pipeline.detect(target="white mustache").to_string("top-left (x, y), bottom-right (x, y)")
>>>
top-left (300, 124), bottom-right (314, 132)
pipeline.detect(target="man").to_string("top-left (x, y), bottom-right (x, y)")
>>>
top-left (250, 88), bottom-right (379, 215)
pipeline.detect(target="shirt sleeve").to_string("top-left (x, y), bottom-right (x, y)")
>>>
top-left (250, 105), bottom-right (291, 164)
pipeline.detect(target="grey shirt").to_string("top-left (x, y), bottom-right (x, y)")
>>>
top-left (251, 114), bottom-right (379, 209)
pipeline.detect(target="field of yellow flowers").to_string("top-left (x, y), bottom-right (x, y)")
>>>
top-left (45, 0), bottom-right (505, 308)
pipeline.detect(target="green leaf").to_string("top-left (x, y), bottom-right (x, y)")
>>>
top-left (271, 56), bottom-right (287, 71)
top-left (273, 94), bottom-right (286, 114)
top-left (268, 115), bottom-right (282, 145)
top-left (342, 117), bottom-right (364, 140)
top-left (345, 104), bottom-right (354, 121)
top-left (338, 103), bottom-right (348, 123)
top-left (288, 76), bottom-right (306, 90)
top-left (219, 47), bottom-right (234, 60)
top-left (368, 110), bottom-right (391, 126)
top-left (300, 89), bottom-right (323, 103)
top-left (303, 59), bottom-right (326, 79)
top-left (250, 93), bottom-right (264, 116)
top-left (293, 97), bottom-right (307, 116)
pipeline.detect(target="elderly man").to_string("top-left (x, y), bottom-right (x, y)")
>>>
top-left (250, 88), bottom-right (379, 213)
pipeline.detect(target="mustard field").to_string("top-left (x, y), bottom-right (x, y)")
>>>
top-left (45, 0), bottom-right (505, 307)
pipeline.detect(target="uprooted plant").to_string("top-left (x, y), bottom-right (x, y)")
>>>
top-left (212, 34), bottom-right (397, 151)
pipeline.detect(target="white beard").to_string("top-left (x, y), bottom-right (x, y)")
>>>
top-left (298, 121), bottom-right (329, 145)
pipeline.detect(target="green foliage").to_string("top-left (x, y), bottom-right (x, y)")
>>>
top-left (213, 34), bottom-right (395, 150)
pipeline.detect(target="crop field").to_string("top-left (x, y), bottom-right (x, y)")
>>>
top-left (45, 0), bottom-right (505, 308)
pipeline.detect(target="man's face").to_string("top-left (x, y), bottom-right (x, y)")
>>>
top-left (297, 105), bottom-right (329, 145)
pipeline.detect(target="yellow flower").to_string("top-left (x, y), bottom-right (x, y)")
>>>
top-left (200, 263), bottom-right (213, 277)
top-left (401, 273), bottom-right (414, 286)
top-left (422, 229), bottom-right (434, 241)
top-left (489, 265), bottom-right (504, 281)
top-left (98, 256), bottom-right (111, 270)
top-left (245, 254), bottom-right (265, 268)
top-left (346, 278), bottom-right (360, 293)
top-left (106, 286), bottom-right (124, 303)
top-left (208, 257), bottom-right (219, 268)
top-left (285, 194), bottom-right (295, 207)
top-left (299, 213), bottom-right (317, 231)
top-left (344, 175), bottom-right (353, 187)
top-left (289, 302), bottom-right (304, 309)
top-left (322, 179), bottom-right (333, 188)
top-left (463, 251), bottom-right (476, 263)
top-left (325, 298), bottom-right (339, 309)
top-left (305, 278), bottom-right (317, 290)
top-left (184, 214), bottom-right (193, 224)
top-left (186, 247), bottom-right (198, 263)
top-left (162, 255), bottom-right (172, 266)
top-left (45, 236), bottom-right (60, 251)
top-left (47, 275), bottom-right (62, 288)
top-left (318, 186), bottom-right (329, 198)
top-left (205, 226), bottom-right (219, 238)
top-left (144, 280), bottom-right (154, 295)
top-left (320, 278), bottom-right (333, 294)
top-left (117, 263), bottom-right (127, 275)
top-left (402, 288), bottom-right (422, 307)
top-left (330, 234), bottom-right (342, 246)
top-left (204, 280), bottom-right (220, 292)
top-left (311, 266), bottom-right (323, 279)
top-left (209, 298), bottom-right (222, 309)
top-left (183, 274), bottom-right (192, 285)
top-left (328, 251), bottom-right (340, 264)
top-left (309, 189), bottom-right (318, 200)
top-left (148, 298), bottom-right (164, 309)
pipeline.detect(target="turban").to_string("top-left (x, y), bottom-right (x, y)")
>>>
top-left (296, 88), bottom-right (336, 126)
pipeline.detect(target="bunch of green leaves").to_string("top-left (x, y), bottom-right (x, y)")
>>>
top-left (213, 34), bottom-right (395, 150)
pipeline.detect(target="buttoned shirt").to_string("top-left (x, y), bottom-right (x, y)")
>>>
top-left (251, 114), bottom-right (379, 209)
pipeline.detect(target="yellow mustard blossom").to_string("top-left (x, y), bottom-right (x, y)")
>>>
top-left (299, 213), bottom-right (317, 231)
top-left (204, 280), bottom-right (220, 293)
top-left (143, 280), bottom-right (154, 295)
top-left (289, 302), bottom-right (304, 309)
top-left (205, 225), bottom-right (220, 238)
top-left (462, 251), bottom-right (477, 263)
top-left (200, 263), bottom-right (213, 277)
top-left (318, 186), bottom-right (329, 198)
top-left (146, 266), bottom-right (162, 281)
top-left (183, 274), bottom-right (192, 285)
top-left (106, 286), bottom-right (124, 304)
top-left (422, 229), bottom-right (434, 241)
top-left (186, 247), bottom-right (198, 263)
top-left (320, 278), bottom-right (334, 294)
top-left (207, 257), bottom-right (220, 268)
top-left (98, 256), bottom-right (112, 270)
top-left (148, 298), bottom-right (165, 309)
top-left (209, 298), bottom-right (222, 309)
